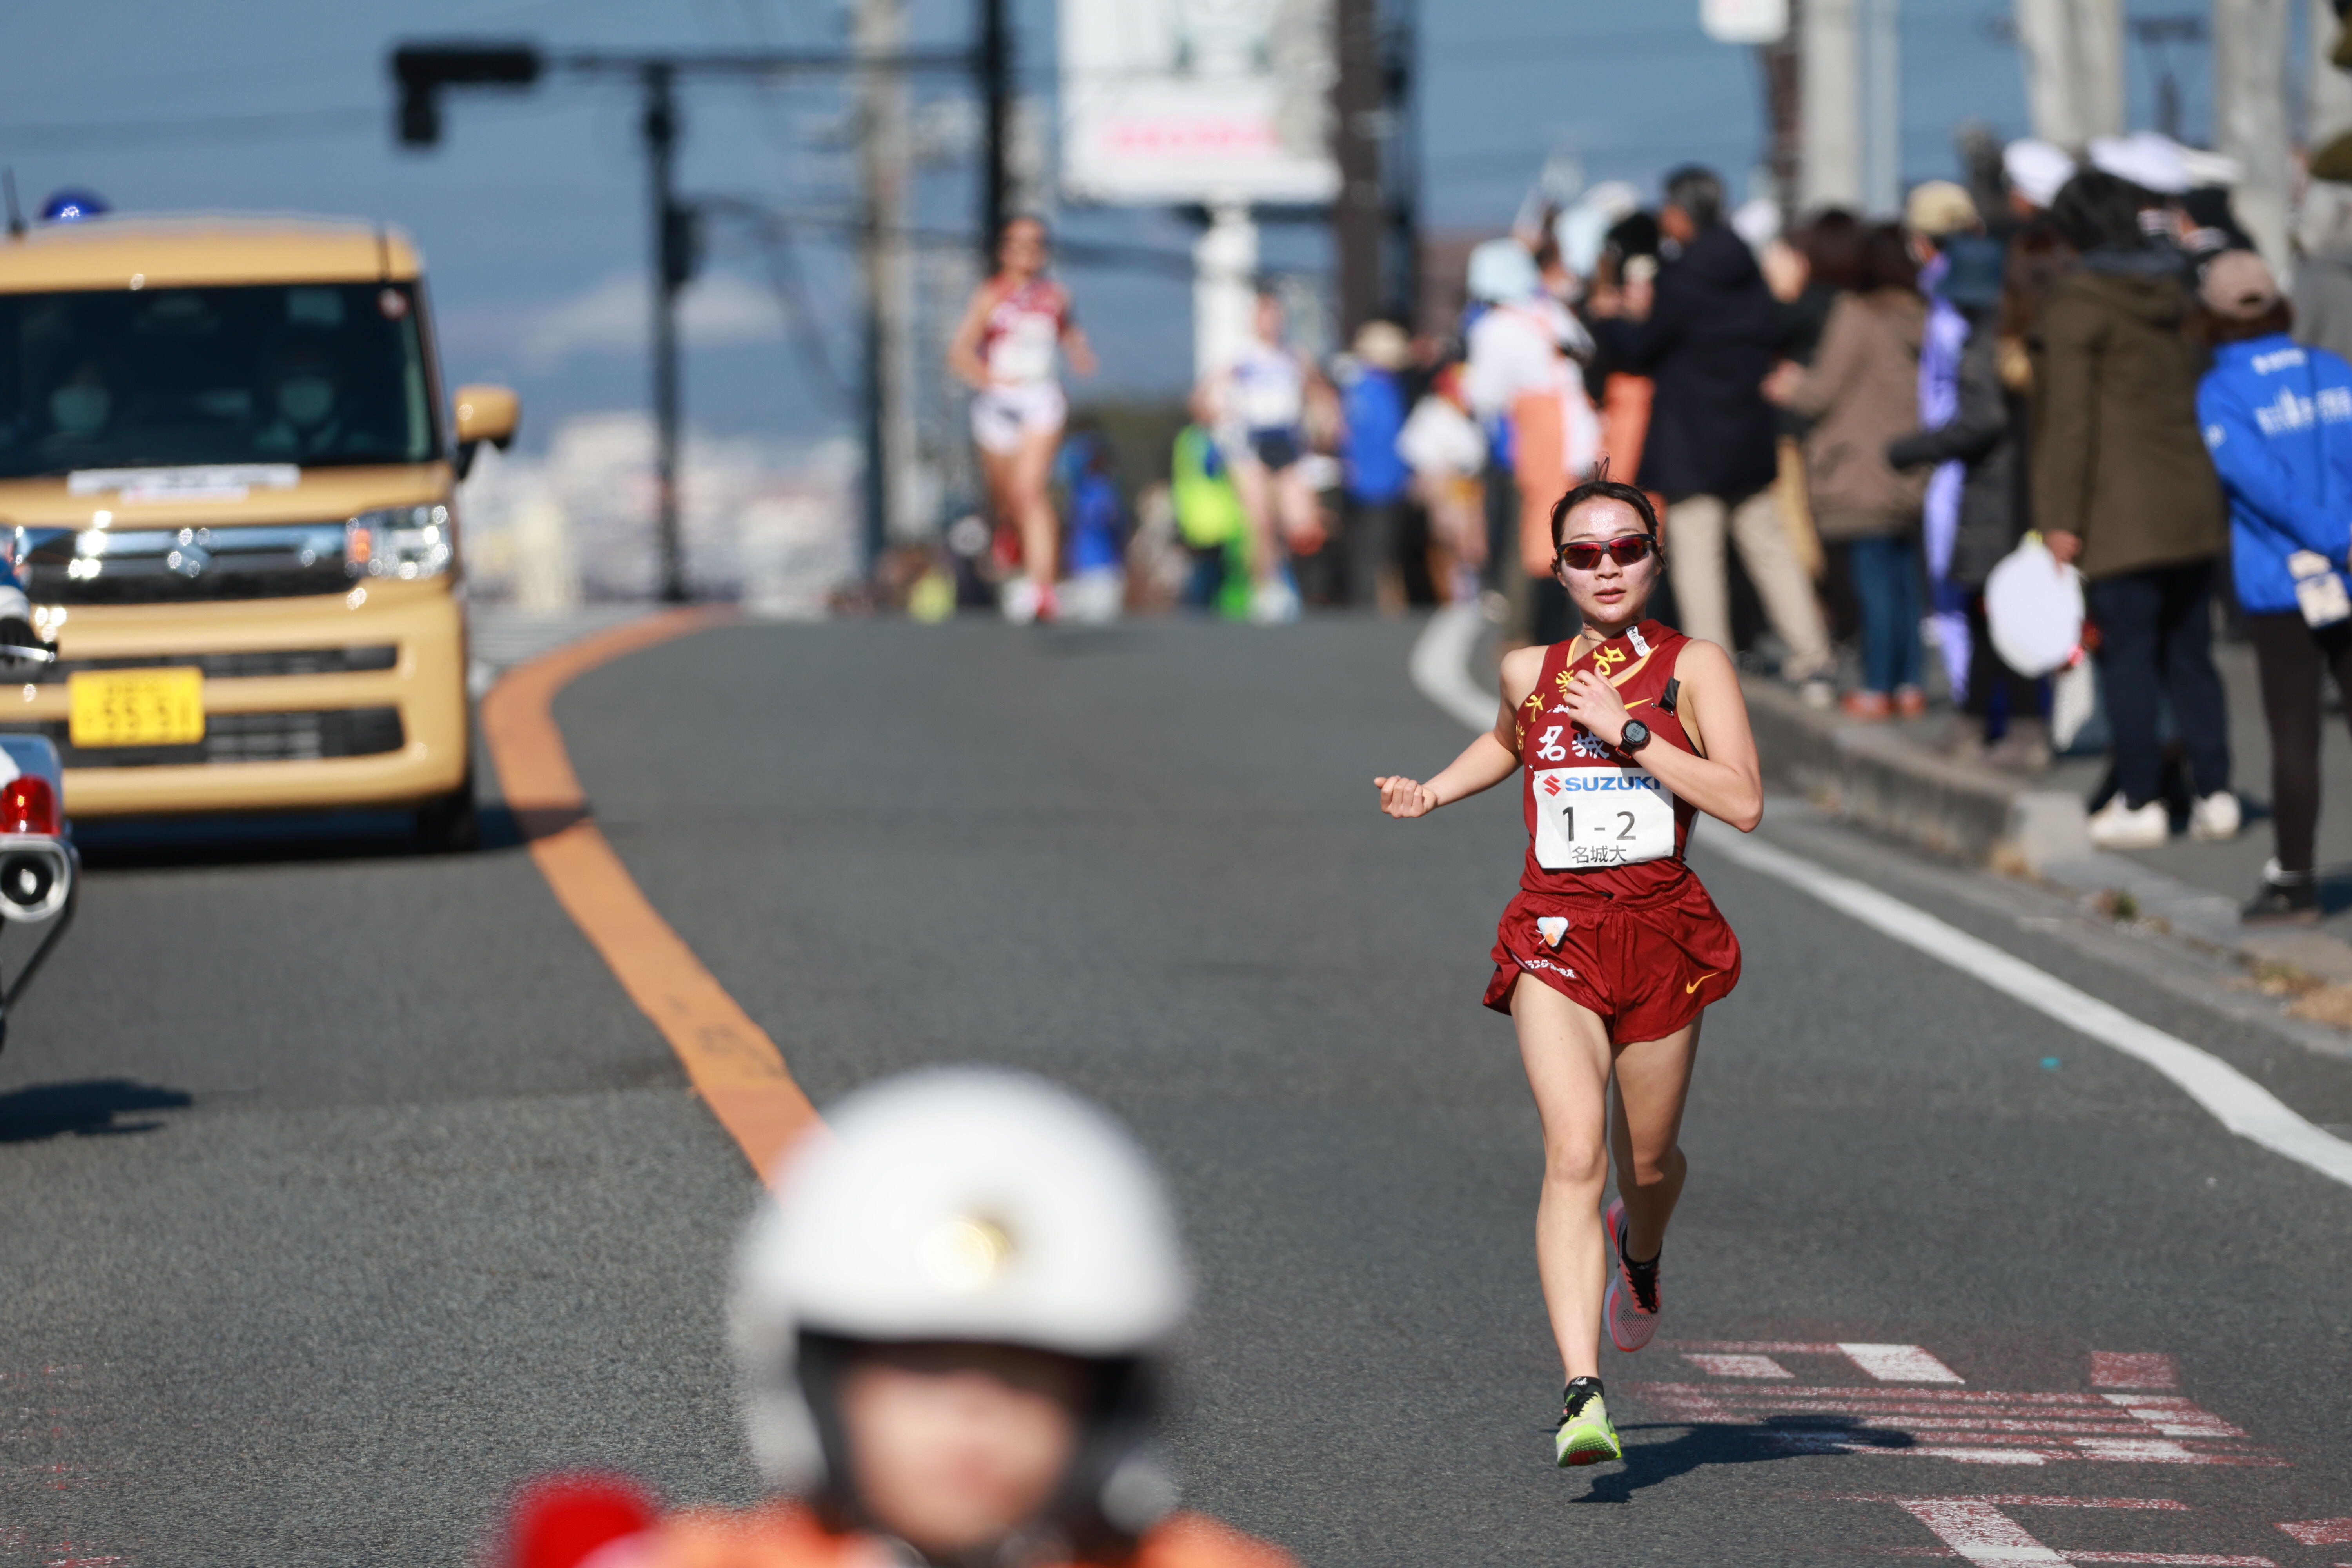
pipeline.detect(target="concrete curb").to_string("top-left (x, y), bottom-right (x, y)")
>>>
top-left (1740, 674), bottom-right (2352, 986)
top-left (1740, 676), bottom-right (2092, 871)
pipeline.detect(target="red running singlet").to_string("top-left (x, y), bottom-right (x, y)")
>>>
top-left (1483, 619), bottom-right (1742, 1038)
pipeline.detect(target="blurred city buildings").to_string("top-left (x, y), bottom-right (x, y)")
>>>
top-left (458, 414), bottom-right (860, 614)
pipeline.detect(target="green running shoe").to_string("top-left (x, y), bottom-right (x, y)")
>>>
top-left (1554, 1376), bottom-right (1622, 1467)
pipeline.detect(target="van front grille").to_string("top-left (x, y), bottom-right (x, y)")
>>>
top-left (15, 523), bottom-right (353, 604)
top-left (36, 645), bottom-right (397, 682)
top-left (0, 706), bottom-right (405, 768)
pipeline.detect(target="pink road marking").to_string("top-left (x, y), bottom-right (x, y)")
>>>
top-left (1897, 1499), bottom-right (2071, 1563)
top-left (2070, 1440), bottom-right (2212, 1464)
top-left (2101, 1397), bottom-right (2245, 1439)
top-left (1861, 1496), bottom-right (2277, 1568)
top-left (2091, 1354), bottom-right (2180, 1390)
top-left (1775, 1434), bottom-right (2062, 1463)
top-left (2278, 1521), bottom-right (2352, 1547)
top-left (1682, 1352), bottom-right (1794, 1379)
top-left (1810, 1495), bottom-right (2190, 1508)
top-left (1633, 1383), bottom-right (2122, 1406)
top-left (1766, 1432), bottom-right (2278, 1467)
top-left (1845, 1344), bottom-right (1968, 1383)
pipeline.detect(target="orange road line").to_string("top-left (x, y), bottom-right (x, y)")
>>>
top-left (479, 608), bottom-right (818, 1183)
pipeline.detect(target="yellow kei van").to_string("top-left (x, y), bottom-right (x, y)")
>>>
top-left (0, 217), bottom-right (515, 849)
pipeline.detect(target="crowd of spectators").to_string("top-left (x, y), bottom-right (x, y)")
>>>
top-left (1147, 129), bottom-right (2352, 922)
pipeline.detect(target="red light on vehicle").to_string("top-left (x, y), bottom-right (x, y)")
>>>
top-left (0, 775), bottom-right (59, 836)
top-left (503, 1473), bottom-right (657, 1568)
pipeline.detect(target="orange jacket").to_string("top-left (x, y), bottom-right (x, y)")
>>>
top-left (608, 1503), bottom-right (1298, 1568)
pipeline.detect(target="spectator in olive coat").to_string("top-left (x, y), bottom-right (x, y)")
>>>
top-left (2033, 171), bottom-right (2236, 849)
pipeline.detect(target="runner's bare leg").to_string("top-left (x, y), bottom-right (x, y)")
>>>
top-left (1276, 465), bottom-right (1320, 550)
top-left (1231, 455), bottom-right (1282, 586)
top-left (1011, 426), bottom-right (1061, 589)
top-left (1513, 974), bottom-right (1615, 1381)
top-left (980, 445), bottom-right (1018, 557)
top-left (1608, 1018), bottom-right (1700, 1261)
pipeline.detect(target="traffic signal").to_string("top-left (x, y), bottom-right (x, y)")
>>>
top-left (391, 43), bottom-right (543, 148)
top-left (661, 201), bottom-right (703, 290)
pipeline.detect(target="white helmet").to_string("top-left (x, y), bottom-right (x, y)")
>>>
top-left (731, 1069), bottom-right (1191, 1541)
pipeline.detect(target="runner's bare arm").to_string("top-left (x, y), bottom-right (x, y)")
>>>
top-left (1376, 644), bottom-right (1541, 819)
top-left (946, 285), bottom-right (998, 390)
top-left (1062, 317), bottom-right (1098, 379)
top-left (1558, 639), bottom-right (1763, 832)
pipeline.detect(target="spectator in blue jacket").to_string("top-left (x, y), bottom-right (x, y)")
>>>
top-left (1339, 320), bottom-right (1414, 610)
top-left (2195, 251), bottom-right (2352, 921)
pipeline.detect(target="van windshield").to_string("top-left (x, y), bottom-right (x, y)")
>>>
top-left (0, 282), bottom-right (436, 479)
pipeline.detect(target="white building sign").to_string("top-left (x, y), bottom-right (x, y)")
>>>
top-left (1700, 0), bottom-right (1789, 45)
top-left (1058, 0), bottom-right (1339, 206)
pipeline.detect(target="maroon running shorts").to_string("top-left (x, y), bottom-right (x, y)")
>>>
top-left (1482, 870), bottom-right (1742, 1042)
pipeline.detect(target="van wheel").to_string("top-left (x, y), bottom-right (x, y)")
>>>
top-left (416, 771), bottom-right (480, 854)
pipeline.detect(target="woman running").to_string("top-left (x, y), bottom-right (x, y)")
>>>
top-left (1219, 289), bottom-right (1329, 623)
top-left (1374, 473), bottom-right (1762, 1468)
top-left (949, 216), bottom-right (1097, 624)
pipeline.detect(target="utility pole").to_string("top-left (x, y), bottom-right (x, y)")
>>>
top-left (644, 65), bottom-right (689, 604)
top-left (2013, 0), bottom-right (2123, 148)
top-left (2315, 0), bottom-right (2352, 155)
top-left (856, 0), bottom-right (919, 568)
top-left (1195, 207), bottom-right (1257, 386)
top-left (978, 0), bottom-right (1010, 263)
top-left (1759, 0), bottom-right (1802, 224)
top-left (1800, 0), bottom-right (1861, 209)
top-left (2214, 0), bottom-right (2291, 272)
top-left (392, 40), bottom-right (973, 596)
top-left (1332, 0), bottom-right (1384, 338)
top-left (1861, 0), bottom-right (1900, 217)
top-left (1385, 0), bottom-right (1420, 327)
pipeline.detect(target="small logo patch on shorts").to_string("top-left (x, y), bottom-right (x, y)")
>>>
top-left (1524, 956), bottom-right (1577, 980)
top-left (1535, 915), bottom-right (1571, 947)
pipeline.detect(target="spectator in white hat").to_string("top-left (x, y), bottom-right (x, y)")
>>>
top-left (2002, 138), bottom-right (2076, 217)
top-left (2087, 131), bottom-right (2192, 197)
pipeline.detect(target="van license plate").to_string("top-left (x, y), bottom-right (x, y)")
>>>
top-left (69, 668), bottom-right (205, 748)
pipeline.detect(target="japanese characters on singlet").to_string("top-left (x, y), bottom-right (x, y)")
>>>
top-left (1514, 620), bottom-right (1700, 897)
top-left (979, 278), bottom-right (1069, 387)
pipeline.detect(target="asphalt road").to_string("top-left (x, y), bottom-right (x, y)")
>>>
top-left (2, 615), bottom-right (2347, 1566)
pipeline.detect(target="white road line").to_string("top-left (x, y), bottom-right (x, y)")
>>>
top-left (1840, 1343), bottom-right (1967, 1383)
top-left (1409, 604), bottom-right (1497, 729)
top-left (1681, 1352), bottom-right (1793, 1379)
top-left (1702, 829), bottom-right (2352, 1192)
top-left (1899, 1499), bottom-right (2073, 1564)
top-left (1404, 614), bottom-right (2352, 1194)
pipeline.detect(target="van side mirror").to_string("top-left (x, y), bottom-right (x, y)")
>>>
top-left (452, 383), bottom-right (519, 479)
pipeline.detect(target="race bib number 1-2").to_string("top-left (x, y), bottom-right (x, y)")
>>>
top-left (1532, 767), bottom-right (1677, 869)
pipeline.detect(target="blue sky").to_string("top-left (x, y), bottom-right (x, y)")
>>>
top-left (0, 0), bottom-right (2278, 455)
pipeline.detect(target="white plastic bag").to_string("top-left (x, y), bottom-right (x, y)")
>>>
top-left (2288, 550), bottom-right (2352, 628)
top-left (2049, 657), bottom-right (2098, 751)
top-left (1984, 534), bottom-right (2085, 678)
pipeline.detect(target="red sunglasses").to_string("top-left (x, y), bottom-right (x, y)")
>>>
top-left (1557, 534), bottom-right (1656, 572)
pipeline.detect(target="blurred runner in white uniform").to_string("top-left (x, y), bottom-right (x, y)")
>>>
top-left (950, 217), bottom-right (1097, 623)
top-left (1217, 291), bottom-right (1330, 622)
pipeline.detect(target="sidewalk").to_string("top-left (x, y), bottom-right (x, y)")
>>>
top-left (1743, 639), bottom-right (2352, 995)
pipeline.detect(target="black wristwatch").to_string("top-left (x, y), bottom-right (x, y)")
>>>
top-left (1618, 719), bottom-right (1651, 752)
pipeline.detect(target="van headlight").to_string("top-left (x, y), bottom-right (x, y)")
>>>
top-left (346, 505), bottom-right (454, 580)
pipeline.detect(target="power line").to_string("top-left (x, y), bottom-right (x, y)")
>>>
top-left (0, 106), bottom-right (376, 152)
